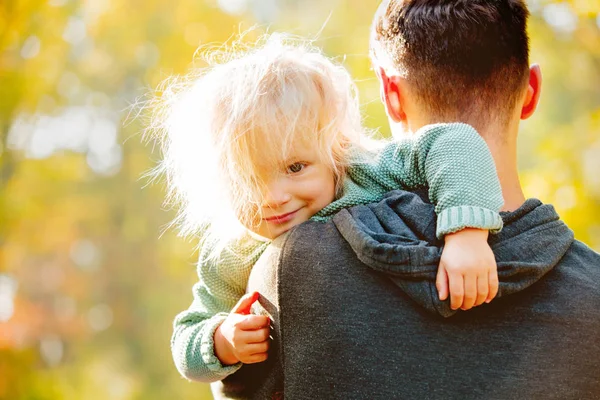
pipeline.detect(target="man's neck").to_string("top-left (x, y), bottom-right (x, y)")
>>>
top-left (485, 138), bottom-right (526, 212)
top-left (394, 118), bottom-right (526, 212)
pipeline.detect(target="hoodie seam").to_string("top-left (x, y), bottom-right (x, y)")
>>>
top-left (335, 210), bottom-right (441, 275)
top-left (492, 222), bottom-right (572, 254)
top-left (360, 252), bottom-right (438, 277)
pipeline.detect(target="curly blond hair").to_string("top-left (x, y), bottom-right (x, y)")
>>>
top-left (148, 33), bottom-right (371, 250)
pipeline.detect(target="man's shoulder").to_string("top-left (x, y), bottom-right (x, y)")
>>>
top-left (549, 239), bottom-right (600, 308)
top-left (560, 239), bottom-right (600, 278)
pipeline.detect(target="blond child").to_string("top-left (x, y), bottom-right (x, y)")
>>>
top-left (152, 34), bottom-right (503, 382)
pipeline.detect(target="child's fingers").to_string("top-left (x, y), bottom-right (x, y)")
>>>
top-left (436, 263), bottom-right (449, 301)
top-left (460, 274), bottom-right (477, 310)
top-left (486, 268), bottom-right (499, 303)
top-left (237, 314), bottom-right (271, 331)
top-left (243, 327), bottom-right (271, 344)
top-left (231, 291), bottom-right (260, 315)
top-left (449, 272), bottom-right (464, 310)
top-left (242, 341), bottom-right (270, 356)
top-left (242, 351), bottom-right (269, 364)
top-left (475, 273), bottom-right (489, 307)
top-left (237, 341), bottom-right (270, 364)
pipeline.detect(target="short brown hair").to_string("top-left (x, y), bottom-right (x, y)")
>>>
top-left (371, 0), bottom-right (530, 128)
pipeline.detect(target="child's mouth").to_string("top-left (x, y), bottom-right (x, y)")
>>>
top-left (263, 209), bottom-right (300, 225)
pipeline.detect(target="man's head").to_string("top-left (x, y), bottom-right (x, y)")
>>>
top-left (370, 0), bottom-right (537, 135)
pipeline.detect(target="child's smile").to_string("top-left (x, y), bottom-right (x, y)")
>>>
top-left (262, 209), bottom-right (301, 225)
top-left (246, 144), bottom-right (336, 240)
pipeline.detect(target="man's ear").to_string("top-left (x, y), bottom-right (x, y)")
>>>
top-left (521, 64), bottom-right (542, 120)
top-left (377, 67), bottom-right (407, 123)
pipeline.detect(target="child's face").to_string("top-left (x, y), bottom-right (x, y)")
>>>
top-left (245, 143), bottom-right (336, 240)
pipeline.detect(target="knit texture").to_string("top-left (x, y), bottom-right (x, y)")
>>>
top-left (312, 123), bottom-right (504, 236)
top-left (171, 123), bottom-right (504, 382)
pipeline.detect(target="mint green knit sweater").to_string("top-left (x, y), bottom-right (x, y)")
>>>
top-left (171, 123), bottom-right (504, 382)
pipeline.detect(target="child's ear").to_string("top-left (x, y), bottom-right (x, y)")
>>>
top-left (377, 67), bottom-right (407, 123)
top-left (521, 64), bottom-right (542, 120)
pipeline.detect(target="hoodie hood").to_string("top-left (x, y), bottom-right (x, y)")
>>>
top-left (332, 190), bottom-right (574, 318)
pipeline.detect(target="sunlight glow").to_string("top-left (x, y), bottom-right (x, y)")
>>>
top-left (62, 17), bottom-right (87, 45)
top-left (40, 336), bottom-right (64, 367)
top-left (48, 0), bottom-right (69, 6)
top-left (218, 0), bottom-right (248, 15)
top-left (252, 0), bottom-right (279, 23)
top-left (7, 106), bottom-right (122, 175)
top-left (88, 304), bottom-right (113, 332)
top-left (0, 275), bottom-right (18, 323)
top-left (70, 240), bottom-right (101, 271)
top-left (583, 142), bottom-right (600, 196)
top-left (554, 185), bottom-right (577, 211)
top-left (542, 3), bottom-right (578, 34)
top-left (20, 35), bottom-right (41, 59)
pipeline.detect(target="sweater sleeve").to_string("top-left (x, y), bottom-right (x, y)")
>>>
top-left (352, 123), bottom-right (503, 238)
top-left (170, 236), bottom-right (269, 382)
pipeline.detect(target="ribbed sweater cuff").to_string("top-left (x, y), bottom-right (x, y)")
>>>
top-left (437, 206), bottom-right (503, 238)
top-left (200, 315), bottom-right (242, 378)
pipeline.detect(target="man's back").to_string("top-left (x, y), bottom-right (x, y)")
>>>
top-left (271, 191), bottom-right (600, 399)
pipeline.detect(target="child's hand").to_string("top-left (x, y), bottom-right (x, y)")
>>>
top-left (214, 291), bottom-right (271, 365)
top-left (436, 228), bottom-right (499, 311)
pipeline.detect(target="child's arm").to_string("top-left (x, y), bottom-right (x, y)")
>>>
top-left (171, 237), bottom-right (269, 382)
top-left (351, 123), bottom-right (504, 236)
top-left (352, 123), bottom-right (503, 310)
top-left (399, 123), bottom-right (502, 310)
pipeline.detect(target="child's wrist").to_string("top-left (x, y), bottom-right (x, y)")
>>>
top-left (444, 227), bottom-right (489, 242)
top-left (437, 206), bottom-right (503, 239)
top-left (214, 324), bottom-right (239, 365)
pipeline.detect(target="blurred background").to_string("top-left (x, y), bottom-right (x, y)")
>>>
top-left (1, 0), bottom-right (599, 399)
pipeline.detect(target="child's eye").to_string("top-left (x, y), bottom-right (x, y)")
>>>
top-left (286, 162), bottom-right (306, 174)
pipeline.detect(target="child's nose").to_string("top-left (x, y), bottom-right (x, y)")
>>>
top-left (263, 181), bottom-right (292, 208)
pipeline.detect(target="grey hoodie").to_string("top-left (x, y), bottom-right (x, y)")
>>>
top-left (213, 190), bottom-right (600, 399)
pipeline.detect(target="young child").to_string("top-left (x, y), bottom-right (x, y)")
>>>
top-left (153, 34), bottom-right (504, 383)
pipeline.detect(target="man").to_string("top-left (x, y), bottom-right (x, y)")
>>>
top-left (214, 1), bottom-right (600, 398)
